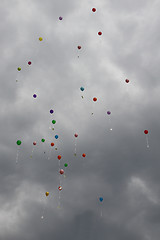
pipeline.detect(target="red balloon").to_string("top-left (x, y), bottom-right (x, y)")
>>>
top-left (59, 169), bottom-right (64, 174)
top-left (98, 31), bottom-right (102, 36)
top-left (51, 142), bottom-right (54, 147)
top-left (92, 8), bottom-right (96, 12)
top-left (33, 141), bottom-right (36, 145)
top-left (144, 130), bottom-right (148, 134)
top-left (58, 186), bottom-right (62, 191)
top-left (77, 46), bottom-right (81, 50)
top-left (125, 79), bottom-right (129, 83)
top-left (93, 97), bottom-right (97, 102)
top-left (57, 155), bottom-right (61, 160)
top-left (82, 153), bottom-right (86, 157)
top-left (28, 61), bottom-right (32, 65)
top-left (74, 133), bottom-right (78, 138)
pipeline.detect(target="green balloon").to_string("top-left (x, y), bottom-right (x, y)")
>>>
top-left (64, 163), bottom-right (68, 167)
top-left (41, 138), bottom-right (45, 142)
top-left (52, 120), bottom-right (56, 124)
top-left (16, 140), bottom-right (21, 145)
top-left (17, 67), bottom-right (21, 71)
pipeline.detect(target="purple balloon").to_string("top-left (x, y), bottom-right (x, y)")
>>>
top-left (107, 111), bottom-right (111, 115)
top-left (33, 94), bottom-right (37, 98)
top-left (59, 16), bottom-right (63, 20)
top-left (50, 109), bottom-right (54, 114)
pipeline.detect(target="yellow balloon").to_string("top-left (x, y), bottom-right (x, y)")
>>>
top-left (45, 192), bottom-right (49, 196)
top-left (39, 37), bottom-right (43, 41)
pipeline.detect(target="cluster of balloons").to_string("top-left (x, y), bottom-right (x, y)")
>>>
top-left (15, 5), bottom-right (149, 216)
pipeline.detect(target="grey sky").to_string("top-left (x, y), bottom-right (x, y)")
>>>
top-left (1, 0), bottom-right (160, 239)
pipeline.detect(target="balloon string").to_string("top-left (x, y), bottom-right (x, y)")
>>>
top-left (41, 198), bottom-right (46, 219)
top-left (74, 139), bottom-right (77, 155)
top-left (16, 71), bottom-right (21, 83)
top-left (16, 146), bottom-right (20, 164)
top-left (91, 103), bottom-right (94, 115)
top-left (30, 146), bottom-right (35, 158)
top-left (59, 172), bottom-right (61, 186)
top-left (58, 168), bottom-right (61, 208)
top-left (100, 208), bottom-right (102, 217)
top-left (42, 142), bottom-right (46, 156)
top-left (58, 191), bottom-right (61, 209)
top-left (48, 148), bottom-right (52, 160)
top-left (108, 117), bottom-right (112, 131)
top-left (56, 140), bottom-right (58, 150)
top-left (146, 135), bottom-right (149, 148)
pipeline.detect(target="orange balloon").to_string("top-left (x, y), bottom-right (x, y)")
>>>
top-left (82, 153), bottom-right (86, 157)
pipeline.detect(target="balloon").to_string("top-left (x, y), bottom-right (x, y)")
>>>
top-left (52, 120), bottom-right (56, 124)
top-left (64, 163), bottom-right (68, 167)
top-left (58, 186), bottom-right (62, 191)
top-left (74, 133), bottom-right (78, 138)
top-left (98, 31), bottom-right (102, 36)
top-left (93, 97), bottom-right (97, 102)
top-left (50, 109), bottom-right (54, 114)
top-left (39, 37), bottom-right (43, 41)
top-left (107, 111), bottom-right (111, 115)
top-left (41, 138), bottom-right (45, 142)
top-left (45, 192), bottom-right (49, 196)
top-left (55, 135), bottom-right (58, 139)
top-left (77, 46), bottom-right (81, 50)
top-left (28, 61), bottom-right (32, 65)
top-left (16, 140), bottom-right (21, 145)
top-left (82, 153), bottom-right (86, 157)
top-left (51, 142), bottom-right (54, 147)
top-left (125, 79), bottom-right (129, 83)
top-left (99, 197), bottom-right (103, 202)
top-left (92, 8), bottom-right (96, 12)
top-left (33, 141), bottom-right (36, 145)
top-left (59, 169), bottom-right (64, 175)
top-left (59, 16), bottom-right (63, 20)
top-left (57, 155), bottom-right (61, 160)
top-left (33, 94), bottom-right (37, 98)
top-left (17, 67), bottom-right (21, 71)
top-left (144, 130), bottom-right (148, 134)
top-left (80, 87), bottom-right (84, 91)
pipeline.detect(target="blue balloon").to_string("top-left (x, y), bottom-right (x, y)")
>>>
top-left (80, 87), bottom-right (84, 91)
top-left (55, 135), bottom-right (59, 139)
top-left (99, 197), bottom-right (103, 202)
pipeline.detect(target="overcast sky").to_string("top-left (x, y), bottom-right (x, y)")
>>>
top-left (1, 0), bottom-right (160, 239)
